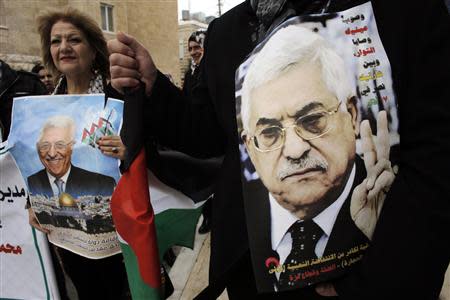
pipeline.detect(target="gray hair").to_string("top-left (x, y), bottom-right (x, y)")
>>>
top-left (37, 115), bottom-right (76, 143)
top-left (241, 25), bottom-right (354, 132)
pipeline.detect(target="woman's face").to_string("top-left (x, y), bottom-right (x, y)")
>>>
top-left (50, 21), bottom-right (95, 78)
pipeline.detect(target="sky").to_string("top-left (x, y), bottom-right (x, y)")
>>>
top-left (178, 0), bottom-right (245, 19)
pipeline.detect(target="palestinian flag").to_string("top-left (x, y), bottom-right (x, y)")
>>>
top-left (148, 169), bottom-right (204, 260)
top-left (111, 148), bottom-right (163, 299)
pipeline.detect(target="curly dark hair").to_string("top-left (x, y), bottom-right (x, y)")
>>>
top-left (36, 7), bottom-right (110, 80)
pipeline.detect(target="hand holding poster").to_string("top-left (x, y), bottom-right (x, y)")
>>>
top-left (7, 94), bottom-right (123, 259)
top-left (235, 2), bottom-right (398, 292)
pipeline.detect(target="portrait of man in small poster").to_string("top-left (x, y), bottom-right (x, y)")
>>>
top-left (235, 2), bottom-right (398, 293)
top-left (7, 94), bottom-right (124, 259)
top-left (28, 115), bottom-right (116, 199)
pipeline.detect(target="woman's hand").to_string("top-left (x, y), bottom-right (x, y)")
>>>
top-left (28, 208), bottom-right (50, 234)
top-left (97, 135), bottom-right (127, 160)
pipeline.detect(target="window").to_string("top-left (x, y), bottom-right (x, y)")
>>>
top-left (0, 1), bottom-right (6, 27)
top-left (100, 3), bottom-right (114, 32)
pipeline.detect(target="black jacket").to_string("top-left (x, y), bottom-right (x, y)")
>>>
top-left (182, 66), bottom-right (201, 97)
top-left (0, 60), bottom-right (47, 140)
top-left (244, 156), bottom-right (370, 292)
top-left (142, 0), bottom-right (450, 299)
top-left (27, 165), bottom-right (116, 198)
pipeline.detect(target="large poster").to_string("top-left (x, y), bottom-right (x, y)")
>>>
top-left (7, 94), bottom-right (123, 259)
top-left (0, 142), bottom-right (60, 299)
top-left (235, 2), bottom-right (398, 292)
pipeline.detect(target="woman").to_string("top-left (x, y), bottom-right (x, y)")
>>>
top-left (30, 8), bottom-right (129, 299)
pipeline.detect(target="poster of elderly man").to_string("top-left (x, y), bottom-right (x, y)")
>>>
top-left (7, 94), bottom-right (123, 259)
top-left (235, 2), bottom-right (398, 293)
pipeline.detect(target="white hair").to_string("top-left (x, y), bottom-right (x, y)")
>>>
top-left (38, 115), bottom-right (76, 143)
top-left (241, 25), bottom-right (354, 132)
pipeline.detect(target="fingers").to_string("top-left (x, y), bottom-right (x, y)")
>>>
top-left (360, 111), bottom-right (390, 168)
top-left (315, 283), bottom-right (338, 297)
top-left (107, 36), bottom-right (135, 57)
top-left (28, 208), bottom-right (50, 234)
top-left (375, 110), bottom-right (390, 161)
top-left (110, 65), bottom-right (141, 80)
top-left (116, 31), bottom-right (143, 53)
top-left (360, 119), bottom-right (376, 170)
top-left (366, 158), bottom-right (392, 190)
top-left (110, 64), bottom-right (141, 91)
top-left (367, 170), bottom-right (395, 213)
top-left (110, 53), bottom-right (139, 71)
top-left (108, 33), bottom-right (142, 93)
top-left (97, 135), bottom-right (127, 160)
top-left (109, 31), bottom-right (156, 97)
top-left (350, 180), bottom-right (378, 240)
top-left (109, 52), bottom-right (141, 93)
top-left (350, 179), bottom-right (368, 218)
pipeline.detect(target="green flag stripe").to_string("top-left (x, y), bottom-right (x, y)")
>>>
top-left (120, 243), bottom-right (162, 300)
top-left (155, 207), bottom-right (202, 261)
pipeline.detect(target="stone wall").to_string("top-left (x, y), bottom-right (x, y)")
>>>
top-left (0, 0), bottom-right (180, 83)
top-left (0, 54), bottom-right (41, 71)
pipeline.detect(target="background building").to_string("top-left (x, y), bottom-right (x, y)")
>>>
top-left (0, 0), bottom-right (181, 85)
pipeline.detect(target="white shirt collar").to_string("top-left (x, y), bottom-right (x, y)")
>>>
top-left (270, 163), bottom-right (356, 251)
top-left (46, 165), bottom-right (72, 186)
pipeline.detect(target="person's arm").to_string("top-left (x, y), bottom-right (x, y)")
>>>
top-left (108, 22), bottom-right (226, 160)
top-left (145, 66), bottom-right (225, 158)
top-left (334, 0), bottom-right (450, 299)
top-left (31, 73), bottom-right (47, 96)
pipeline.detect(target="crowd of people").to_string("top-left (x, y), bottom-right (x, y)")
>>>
top-left (1, 6), bottom-right (215, 300)
top-left (1, 1), bottom-right (449, 300)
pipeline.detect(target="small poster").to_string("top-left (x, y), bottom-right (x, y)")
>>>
top-left (7, 94), bottom-right (123, 259)
top-left (235, 2), bottom-right (398, 292)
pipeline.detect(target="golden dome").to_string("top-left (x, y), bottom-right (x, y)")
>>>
top-left (59, 193), bottom-right (76, 207)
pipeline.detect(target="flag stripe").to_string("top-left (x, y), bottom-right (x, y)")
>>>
top-left (155, 207), bottom-right (202, 260)
top-left (111, 149), bottom-right (161, 290)
top-left (120, 242), bottom-right (163, 299)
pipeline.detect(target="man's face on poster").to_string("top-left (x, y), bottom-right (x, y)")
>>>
top-left (37, 126), bottom-right (73, 178)
top-left (244, 62), bottom-right (358, 219)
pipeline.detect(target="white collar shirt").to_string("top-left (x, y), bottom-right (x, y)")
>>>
top-left (46, 165), bottom-right (71, 197)
top-left (269, 163), bottom-right (356, 269)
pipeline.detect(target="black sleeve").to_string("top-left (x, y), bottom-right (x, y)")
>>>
top-left (32, 76), bottom-right (47, 96)
top-left (335, 1), bottom-right (450, 299)
top-left (144, 21), bottom-right (226, 159)
top-left (181, 69), bottom-right (190, 95)
top-left (1, 75), bottom-right (46, 141)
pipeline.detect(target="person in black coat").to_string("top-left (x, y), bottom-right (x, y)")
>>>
top-left (182, 30), bottom-right (206, 97)
top-left (107, 0), bottom-right (450, 299)
top-left (31, 63), bottom-right (55, 94)
top-left (0, 60), bottom-right (47, 141)
top-left (182, 29), bottom-right (213, 234)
